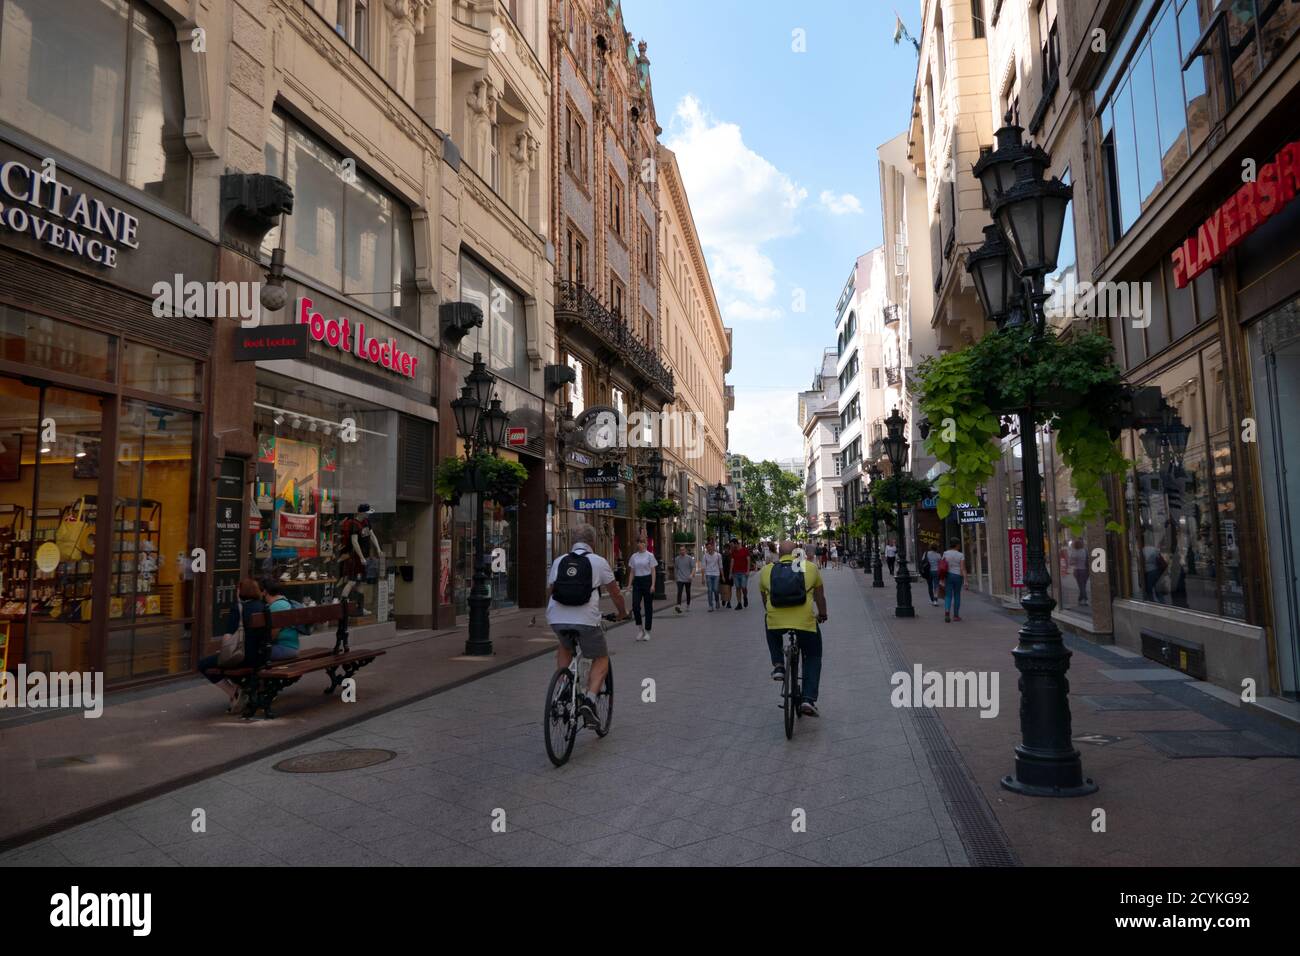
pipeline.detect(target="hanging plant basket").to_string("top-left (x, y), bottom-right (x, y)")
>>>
top-left (435, 453), bottom-right (528, 505)
top-left (914, 324), bottom-right (1129, 533)
top-left (672, 530), bottom-right (696, 544)
top-left (638, 498), bottom-right (682, 521)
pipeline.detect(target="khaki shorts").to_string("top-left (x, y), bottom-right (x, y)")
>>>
top-left (551, 623), bottom-right (608, 658)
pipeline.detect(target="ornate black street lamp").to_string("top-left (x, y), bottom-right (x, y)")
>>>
top-left (970, 121), bottom-right (1096, 797)
top-left (868, 462), bottom-right (885, 587)
top-left (452, 352), bottom-right (510, 656)
top-left (641, 448), bottom-right (668, 600)
top-left (883, 407), bottom-right (914, 618)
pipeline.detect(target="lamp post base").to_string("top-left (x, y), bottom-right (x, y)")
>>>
top-left (1001, 769), bottom-right (1098, 798)
top-left (465, 580), bottom-right (493, 656)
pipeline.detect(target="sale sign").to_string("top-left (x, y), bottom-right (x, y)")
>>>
top-left (1008, 529), bottom-right (1026, 589)
top-left (277, 511), bottom-right (317, 545)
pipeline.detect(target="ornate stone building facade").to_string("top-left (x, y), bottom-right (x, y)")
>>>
top-left (658, 145), bottom-right (732, 546)
top-left (548, 0), bottom-right (674, 570)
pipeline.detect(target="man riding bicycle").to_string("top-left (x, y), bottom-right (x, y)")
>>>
top-left (759, 540), bottom-right (828, 717)
top-left (547, 523), bottom-right (627, 728)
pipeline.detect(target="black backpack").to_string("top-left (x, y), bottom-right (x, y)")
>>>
top-left (768, 559), bottom-right (809, 607)
top-left (553, 551), bottom-right (595, 606)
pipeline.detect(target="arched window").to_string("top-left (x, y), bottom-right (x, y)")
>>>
top-left (0, 0), bottom-right (190, 212)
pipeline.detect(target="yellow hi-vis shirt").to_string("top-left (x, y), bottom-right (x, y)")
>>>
top-left (759, 555), bottom-right (822, 632)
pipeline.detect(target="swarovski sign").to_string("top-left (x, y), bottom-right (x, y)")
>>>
top-left (0, 159), bottom-right (141, 268)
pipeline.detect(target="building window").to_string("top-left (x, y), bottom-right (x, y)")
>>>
top-left (566, 225), bottom-right (585, 286)
top-left (872, 367), bottom-right (880, 389)
top-left (641, 222), bottom-right (652, 272)
top-left (608, 171), bottom-right (624, 238)
top-left (326, 0), bottom-right (369, 58)
top-left (0, 0), bottom-right (190, 212)
top-left (263, 112), bottom-right (417, 328)
top-left (612, 386), bottom-right (626, 419)
top-left (609, 274), bottom-right (625, 317)
top-left (488, 121), bottom-right (500, 191)
top-left (1039, 0), bottom-right (1059, 91)
top-left (972, 0), bottom-right (985, 39)
top-left (459, 252), bottom-right (528, 386)
top-left (566, 353), bottom-right (585, 415)
top-left (565, 103), bottom-right (587, 180)
top-left (1096, 0), bottom-right (1212, 244)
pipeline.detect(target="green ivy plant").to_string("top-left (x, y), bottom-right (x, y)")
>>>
top-left (914, 324), bottom-right (1128, 533)
top-left (434, 453), bottom-right (528, 504)
top-left (637, 498), bottom-right (682, 521)
top-left (672, 530), bottom-right (696, 544)
top-left (849, 500), bottom-right (895, 539)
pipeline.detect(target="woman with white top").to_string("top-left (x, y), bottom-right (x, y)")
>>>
top-left (942, 538), bottom-right (966, 622)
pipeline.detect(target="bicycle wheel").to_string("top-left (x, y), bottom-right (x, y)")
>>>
top-left (783, 640), bottom-right (796, 740)
top-left (595, 662), bottom-right (614, 737)
top-left (791, 644), bottom-right (803, 721)
top-left (544, 667), bottom-right (577, 767)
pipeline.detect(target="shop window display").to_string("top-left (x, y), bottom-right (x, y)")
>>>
top-left (250, 380), bottom-right (397, 627)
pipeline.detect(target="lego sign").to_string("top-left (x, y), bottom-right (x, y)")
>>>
top-left (507, 426), bottom-right (527, 447)
top-left (296, 296), bottom-right (419, 378)
top-left (1172, 140), bottom-right (1300, 289)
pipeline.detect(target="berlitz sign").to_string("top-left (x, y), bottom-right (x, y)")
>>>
top-left (296, 296), bottom-right (419, 379)
top-left (0, 160), bottom-right (141, 268)
top-left (1172, 139), bottom-right (1300, 289)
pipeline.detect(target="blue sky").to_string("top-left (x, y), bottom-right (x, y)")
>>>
top-left (623, 0), bottom-right (922, 461)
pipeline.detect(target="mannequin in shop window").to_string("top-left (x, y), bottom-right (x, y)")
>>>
top-left (337, 503), bottom-right (381, 615)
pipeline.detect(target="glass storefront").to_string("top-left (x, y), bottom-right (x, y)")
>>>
top-left (0, 307), bottom-right (201, 683)
top-left (248, 375), bottom-right (412, 628)
top-left (1119, 342), bottom-right (1244, 619)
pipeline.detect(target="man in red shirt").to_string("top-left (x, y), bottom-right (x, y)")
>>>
top-left (729, 538), bottom-right (751, 610)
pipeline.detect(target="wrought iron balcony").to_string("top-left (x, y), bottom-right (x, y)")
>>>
top-left (556, 280), bottom-right (675, 399)
top-left (883, 304), bottom-right (901, 326)
top-left (886, 366), bottom-right (902, 387)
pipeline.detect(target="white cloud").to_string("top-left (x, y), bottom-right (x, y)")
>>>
top-left (727, 388), bottom-right (805, 461)
top-left (667, 95), bottom-right (806, 318)
top-left (723, 300), bottom-right (783, 323)
top-left (819, 190), bottom-right (864, 215)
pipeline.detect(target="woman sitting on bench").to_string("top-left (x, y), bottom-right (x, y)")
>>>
top-left (261, 580), bottom-right (301, 663)
top-left (199, 578), bottom-right (273, 712)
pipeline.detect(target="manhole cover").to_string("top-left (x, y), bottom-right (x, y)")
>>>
top-left (273, 749), bottom-right (396, 773)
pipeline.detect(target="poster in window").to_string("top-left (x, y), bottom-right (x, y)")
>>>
top-left (273, 437), bottom-right (320, 558)
top-left (258, 433), bottom-right (277, 463)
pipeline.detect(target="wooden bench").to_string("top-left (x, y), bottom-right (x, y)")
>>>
top-left (206, 602), bottom-right (384, 719)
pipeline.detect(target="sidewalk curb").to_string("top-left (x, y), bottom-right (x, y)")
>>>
top-left (0, 617), bottom-right (639, 855)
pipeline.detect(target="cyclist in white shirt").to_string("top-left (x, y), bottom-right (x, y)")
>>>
top-left (547, 524), bottom-right (627, 726)
top-left (941, 538), bottom-right (966, 623)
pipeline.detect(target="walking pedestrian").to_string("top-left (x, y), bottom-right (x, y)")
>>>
top-left (1069, 538), bottom-right (1090, 606)
top-left (674, 545), bottom-right (696, 613)
top-left (730, 537), bottom-right (751, 610)
top-left (701, 539), bottom-right (723, 611)
top-left (922, 544), bottom-right (942, 606)
top-left (942, 538), bottom-right (966, 622)
top-left (628, 536), bottom-right (657, 641)
top-left (885, 540), bottom-right (898, 576)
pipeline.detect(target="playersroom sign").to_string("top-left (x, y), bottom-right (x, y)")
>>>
top-left (1172, 139), bottom-right (1300, 289)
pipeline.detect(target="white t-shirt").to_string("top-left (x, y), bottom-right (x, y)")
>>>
top-left (628, 550), bottom-right (657, 577)
top-left (942, 549), bottom-right (966, 577)
top-left (701, 550), bottom-right (723, 576)
top-left (546, 543), bottom-right (616, 627)
top-left (925, 550), bottom-right (942, 573)
top-left (885, 544), bottom-right (898, 558)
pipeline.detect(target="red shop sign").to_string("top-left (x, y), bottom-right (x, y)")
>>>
top-left (1008, 529), bottom-right (1026, 589)
top-left (296, 296), bottom-right (420, 379)
top-left (1172, 139), bottom-right (1300, 289)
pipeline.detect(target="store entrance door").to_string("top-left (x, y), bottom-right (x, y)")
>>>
top-left (1253, 301), bottom-right (1300, 698)
top-left (0, 376), bottom-right (106, 678)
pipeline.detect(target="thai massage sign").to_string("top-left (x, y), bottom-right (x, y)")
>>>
top-left (296, 296), bottom-right (420, 379)
top-left (1172, 140), bottom-right (1300, 289)
top-left (0, 160), bottom-right (141, 268)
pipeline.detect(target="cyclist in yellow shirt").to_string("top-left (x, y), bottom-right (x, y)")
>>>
top-left (759, 540), bottom-right (828, 716)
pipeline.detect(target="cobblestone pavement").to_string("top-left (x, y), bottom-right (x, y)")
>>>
top-left (0, 567), bottom-right (971, 867)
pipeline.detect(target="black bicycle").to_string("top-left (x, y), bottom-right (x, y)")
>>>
top-left (780, 629), bottom-right (802, 740)
top-left (544, 620), bottom-right (614, 767)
